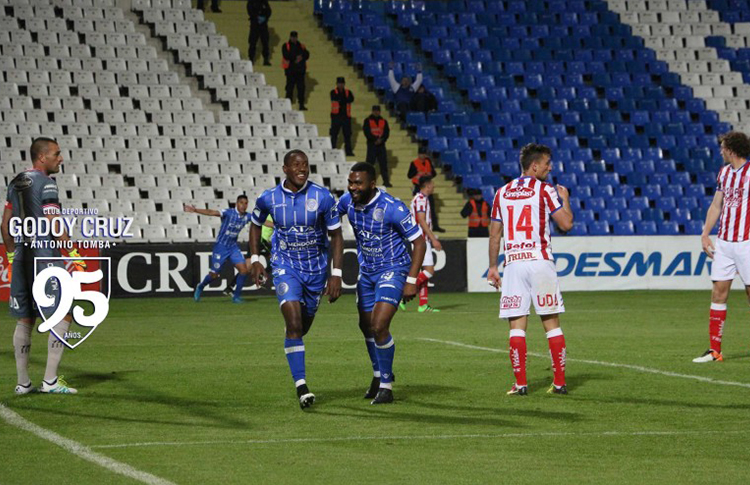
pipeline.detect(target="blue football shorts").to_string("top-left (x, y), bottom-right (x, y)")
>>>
top-left (357, 264), bottom-right (411, 312)
top-left (272, 265), bottom-right (327, 317)
top-left (209, 243), bottom-right (245, 273)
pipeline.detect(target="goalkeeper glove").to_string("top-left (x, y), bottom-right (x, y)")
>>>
top-left (68, 248), bottom-right (87, 272)
top-left (6, 250), bottom-right (13, 282)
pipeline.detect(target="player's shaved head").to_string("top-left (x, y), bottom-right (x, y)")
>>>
top-left (719, 131), bottom-right (750, 159)
top-left (30, 137), bottom-right (58, 162)
top-left (237, 195), bottom-right (248, 202)
top-left (283, 149), bottom-right (307, 166)
top-left (519, 143), bottom-right (552, 171)
top-left (350, 161), bottom-right (376, 183)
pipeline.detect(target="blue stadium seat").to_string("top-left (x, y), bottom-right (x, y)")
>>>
top-left (589, 221), bottom-right (611, 235)
top-left (636, 221), bottom-right (657, 235)
top-left (614, 221), bottom-right (635, 235)
top-left (658, 222), bottom-right (680, 235)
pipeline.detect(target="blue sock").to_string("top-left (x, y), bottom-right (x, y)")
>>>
top-left (198, 274), bottom-right (213, 289)
top-left (365, 338), bottom-right (380, 377)
top-left (375, 335), bottom-right (395, 385)
top-left (284, 338), bottom-right (306, 384)
top-left (233, 274), bottom-right (247, 299)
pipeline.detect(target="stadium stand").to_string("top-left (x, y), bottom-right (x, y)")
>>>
top-left (0, 0), bottom-right (354, 243)
top-left (315, 0), bottom-right (731, 235)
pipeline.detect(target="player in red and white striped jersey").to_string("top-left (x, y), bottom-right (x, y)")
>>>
top-left (487, 143), bottom-right (574, 395)
top-left (695, 132), bottom-right (750, 363)
top-left (405, 175), bottom-right (442, 312)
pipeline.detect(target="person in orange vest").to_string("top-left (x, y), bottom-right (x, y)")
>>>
top-left (330, 77), bottom-right (355, 156)
top-left (460, 188), bottom-right (491, 237)
top-left (282, 31), bottom-right (309, 110)
top-left (362, 105), bottom-right (391, 187)
top-left (407, 146), bottom-right (444, 232)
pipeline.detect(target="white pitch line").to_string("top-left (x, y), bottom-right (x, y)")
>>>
top-left (90, 429), bottom-right (745, 450)
top-left (419, 338), bottom-right (750, 389)
top-left (0, 403), bottom-right (176, 485)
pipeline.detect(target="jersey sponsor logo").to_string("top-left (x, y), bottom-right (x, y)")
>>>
top-left (357, 230), bottom-right (383, 241)
top-left (373, 208), bottom-right (385, 222)
top-left (503, 187), bottom-right (535, 200)
top-left (505, 241), bottom-right (537, 251)
top-left (287, 225), bottom-right (316, 234)
top-left (501, 295), bottom-right (522, 309)
top-left (399, 214), bottom-right (415, 231)
top-left (724, 187), bottom-right (744, 207)
top-left (14, 175), bottom-right (33, 190)
top-left (277, 282), bottom-right (289, 296)
top-left (279, 240), bottom-right (288, 250)
top-left (253, 207), bottom-right (262, 218)
top-left (306, 199), bottom-right (319, 212)
top-left (507, 251), bottom-right (535, 263)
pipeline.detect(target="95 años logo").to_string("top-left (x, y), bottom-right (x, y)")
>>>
top-left (26, 257), bottom-right (112, 350)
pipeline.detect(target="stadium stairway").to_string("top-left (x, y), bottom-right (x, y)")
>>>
top-left (208, 0), bottom-right (467, 238)
top-left (604, 0), bottom-right (750, 132)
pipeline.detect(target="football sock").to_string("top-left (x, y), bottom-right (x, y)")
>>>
top-left (509, 329), bottom-right (527, 387)
top-left (416, 270), bottom-right (432, 289)
top-left (233, 274), bottom-right (248, 299)
top-left (419, 284), bottom-right (428, 306)
top-left (709, 303), bottom-right (727, 353)
top-left (546, 328), bottom-right (567, 387)
top-left (365, 337), bottom-right (381, 377)
top-left (375, 335), bottom-right (395, 389)
top-left (198, 274), bottom-right (213, 290)
top-left (13, 321), bottom-right (32, 386)
top-left (44, 319), bottom-right (70, 382)
top-left (284, 338), bottom-right (306, 383)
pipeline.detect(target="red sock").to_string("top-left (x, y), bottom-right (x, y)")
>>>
top-left (509, 329), bottom-right (527, 387)
top-left (416, 270), bottom-right (431, 289)
top-left (709, 303), bottom-right (727, 353)
top-left (546, 328), bottom-right (566, 387)
top-left (419, 284), bottom-right (428, 306)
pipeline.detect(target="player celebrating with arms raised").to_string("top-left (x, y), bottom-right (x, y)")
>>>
top-left (694, 132), bottom-right (750, 363)
top-left (249, 150), bottom-right (344, 409)
top-left (337, 162), bottom-right (426, 404)
top-left (487, 143), bottom-right (574, 396)
top-left (189, 195), bottom-right (253, 304)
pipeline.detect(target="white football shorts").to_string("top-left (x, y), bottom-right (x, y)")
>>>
top-left (499, 259), bottom-right (565, 319)
top-left (423, 238), bottom-right (434, 267)
top-left (711, 238), bottom-right (750, 284)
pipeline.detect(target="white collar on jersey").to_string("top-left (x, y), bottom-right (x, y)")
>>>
top-left (281, 179), bottom-right (309, 194)
top-left (355, 189), bottom-right (381, 210)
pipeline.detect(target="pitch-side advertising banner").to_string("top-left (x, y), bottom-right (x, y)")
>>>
top-left (467, 236), bottom-right (717, 292)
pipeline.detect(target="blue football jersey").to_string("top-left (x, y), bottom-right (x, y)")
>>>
top-left (337, 190), bottom-right (423, 274)
top-left (251, 181), bottom-right (341, 274)
top-left (215, 208), bottom-right (253, 247)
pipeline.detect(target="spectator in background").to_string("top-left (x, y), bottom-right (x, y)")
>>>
top-left (461, 189), bottom-right (490, 238)
top-left (363, 105), bottom-right (391, 187)
top-left (407, 146), bottom-right (444, 232)
top-left (197, 0), bottom-right (221, 13)
top-left (388, 62), bottom-right (422, 119)
top-left (247, 0), bottom-right (272, 66)
top-left (330, 77), bottom-right (355, 157)
top-left (282, 31), bottom-right (309, 111)
top-left (410, 84), bottom-right (437, 113)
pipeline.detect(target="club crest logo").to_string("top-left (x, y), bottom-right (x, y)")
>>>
top-left (306, 199), bottom-right (319, 212)
top-left (277, 282), bottom-right (289, 296)
top-left (373, 208), bottom-right (385, 222)
top-left (31, 257), bottom-right (111, 350)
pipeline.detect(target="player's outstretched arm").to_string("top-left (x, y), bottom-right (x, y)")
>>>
top-left (487, 220), bottom-right (503, 290)
top-left (184, 204), bottom-right (221, 217)
top-left (249, 223), bottom-right (268, 287)
top-left (551, 184), bottom-right (574, 233)
top-left (403, 235), bottom-right (427, 302)
top-left (702, 190), bottom-right (724, 258)
top-left (325, 227), bottom-right (344, 303)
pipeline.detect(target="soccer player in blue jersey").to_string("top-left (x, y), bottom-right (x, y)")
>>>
top-left (249, 150), bottom-right (344, 409)
top-left (188, 195), bottom-right (253, 304)
top-left (337, 162), bottom-right (427, 404)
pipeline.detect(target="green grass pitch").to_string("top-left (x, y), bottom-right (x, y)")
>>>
top-left (2, 291), bottom-right (750, 484)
